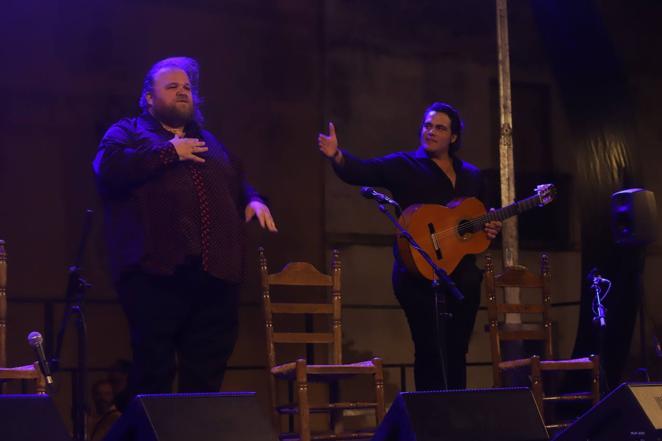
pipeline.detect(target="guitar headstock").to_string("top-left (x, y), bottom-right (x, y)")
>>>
top-left (535, 184), bottom-right (556, 206)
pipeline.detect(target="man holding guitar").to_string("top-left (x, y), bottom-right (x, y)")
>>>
top-left (318, 102), bottom-right (501, 390)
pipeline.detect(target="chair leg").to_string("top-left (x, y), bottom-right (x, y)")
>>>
top-left (34, 362), bottom-right (47, 395)
top-left (296, 359), bottom-right (311, 441)
top-left (329, 381), bottom-right (343, 435)
top-left (590, 354), bottom-right (601, 405)
top-left (373, 357), bottom-right (385, 423)
top-left (494, 366), bottom-right (504, 388)
top-left (268, 374), bottom-right (280, 432)
top-left (530, 356), bottom-right (545, 422)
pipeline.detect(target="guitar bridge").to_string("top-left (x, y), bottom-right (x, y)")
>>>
top-left (428, 223), bottom-right (443, 260)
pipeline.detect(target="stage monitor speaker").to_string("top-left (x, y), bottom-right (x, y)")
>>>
top-left (553, 382), bottom-right (662, 441)
top-left (0, 394), bottom-right (71, 441)
top-left (372, 387), bottom-right (549, 441)
top-left (103, 392), bottom-right (275, 441)
top-left (611, 188), bottom-right (657, 246)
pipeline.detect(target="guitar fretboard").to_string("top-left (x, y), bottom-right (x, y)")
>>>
top-left (433, 193), bottom-right (545, 237)
top-left (479, 193), bottom-right (543, 224)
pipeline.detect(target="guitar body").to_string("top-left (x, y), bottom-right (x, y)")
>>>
top-left (395, 184), bottom-right (556, 280)
top-left (397, 198), bottom-right (490, 280)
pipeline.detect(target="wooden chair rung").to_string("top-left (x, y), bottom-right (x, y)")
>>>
top-left (279, 430), bottom-right (376, 441)
top-left (309, 431), bottom-right (375, 441)
top-left (542, 392), bottom-right (594, 402)
top-left (271, 303), bottom-right (334, 314)
top-left (545, 421), bottom-right (572, 431)
top-left (496, 304), bottom-right (546, 314)
top-left (277, 402), bottom-right (378, 414)
top-left (272, 332), bottom-right (335, 344)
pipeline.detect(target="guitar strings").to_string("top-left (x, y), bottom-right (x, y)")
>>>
top-left (430, 215), bottom-right (496, 239)
top-left (429, 197), bottom-right (539, 239)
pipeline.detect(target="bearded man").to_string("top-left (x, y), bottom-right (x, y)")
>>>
top-left (93, 57), bottom-right (277, 401)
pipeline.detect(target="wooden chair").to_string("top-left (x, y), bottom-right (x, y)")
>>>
top-left (0, 240), bottom-right (47, 394)
top-left (484, 254), bottom-right (599, 431)
top-left (259, 247), bottom-right (385, 441)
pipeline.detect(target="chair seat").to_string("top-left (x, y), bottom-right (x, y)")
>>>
top-left (271, 360), bottom-right (378, 380)
top-left (498, 356), bottom-right (595, 371)
top-left (0, 363), bottom-right (42, 380)
top-left (277, 402), bottom-right (378, 415)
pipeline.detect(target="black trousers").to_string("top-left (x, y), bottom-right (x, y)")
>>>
top-left (393, 257), bottom-right (483, 391)
top-left (115, 263), bottom-right (239, 400)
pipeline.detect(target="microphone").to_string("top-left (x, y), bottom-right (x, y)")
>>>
top-left (360, 187), bottom-right (401, 209)
top-left (27, 331), bottom-right (54, 385)
top-left (586, 268), bottom-right (608, 328)
top-left (654, 334), bottom-right (662, 358)
top-left (587, 267), bottom-right (608, 286)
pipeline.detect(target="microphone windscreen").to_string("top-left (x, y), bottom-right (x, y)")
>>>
top-left (27, 331), bottom-right (43, 347)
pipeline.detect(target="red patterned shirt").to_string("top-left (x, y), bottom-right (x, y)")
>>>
top-left (95, 113), bottom-right (264, 283)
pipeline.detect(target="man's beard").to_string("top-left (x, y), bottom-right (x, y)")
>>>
top-left (151, 100), bottom-right (195, 128)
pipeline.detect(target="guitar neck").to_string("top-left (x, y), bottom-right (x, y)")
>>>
top-left (478, 194), bottom-right (543, 224)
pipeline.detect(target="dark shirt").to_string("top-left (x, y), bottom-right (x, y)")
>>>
top-left (94, 112), bottom-right (262, 283)
top-left (333, 147), bottom-right (485, 209)
top-left (332, 146), bottom-right (486, 266)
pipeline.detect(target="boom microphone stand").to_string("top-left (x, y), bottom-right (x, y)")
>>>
top-left (51, 209), bottom-right (94, 441)
top-left (588, 268), bottom-right (611, 392)
top-left (362, 188), bottom-right (463, 390)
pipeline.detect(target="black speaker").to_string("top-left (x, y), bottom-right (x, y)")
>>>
top-left (372, 387), bottom-right (549, 441)
top-left (553, 383), bottom-right (662, 441)
top-left (611, 188), bottom-right (657, 246)
top-left (0, 394), bottom-right (71, 441)
top-left (103, 392), bottom-right (275, 441)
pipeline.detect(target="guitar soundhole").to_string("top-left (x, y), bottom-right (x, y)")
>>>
top-left (457, 219), bottom-right (474, 240)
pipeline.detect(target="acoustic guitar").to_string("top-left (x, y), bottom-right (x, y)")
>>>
top-left (396, 184), bottom-right (556, 280)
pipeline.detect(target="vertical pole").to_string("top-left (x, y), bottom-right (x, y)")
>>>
top-left (0, 240), bottom-right (7, 371)
top-left (496, 0), bottom-right (521, 316)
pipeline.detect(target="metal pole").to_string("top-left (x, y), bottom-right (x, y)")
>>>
top-left (496, 0), bottom-right (521, 316)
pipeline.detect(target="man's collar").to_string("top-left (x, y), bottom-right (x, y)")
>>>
top-left (413, 146), bottom-right (461, 165)
top-left (139, 111), bottom-right (201, 135)
top-left (413, 146), bottom-right (429, 159)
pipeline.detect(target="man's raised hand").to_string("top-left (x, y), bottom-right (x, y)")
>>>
top-left (318, 122), bottom-right (341, 162)
top-left (170, 135), bottom-right (208, 163)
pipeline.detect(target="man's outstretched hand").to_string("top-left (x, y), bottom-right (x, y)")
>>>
top-left (245, 200), bottom-right (278, 232)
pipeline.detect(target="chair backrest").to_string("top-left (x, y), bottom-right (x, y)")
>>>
top-left (1, 240), bottom-right (8, 368)
top-left (259, 247), bottom-right (342, 369)
top-left (484, 254), bottom-right (554, 369)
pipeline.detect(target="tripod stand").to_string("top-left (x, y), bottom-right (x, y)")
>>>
top-left (51, 209), bottom-right (94, 441)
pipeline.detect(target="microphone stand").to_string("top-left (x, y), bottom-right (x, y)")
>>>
top-left (372, 202), bottom-right (463, 390)
top-left (52, 209), bottom-right (94, 441)
top-left (589, 270), bottom-right (611, 393)
top-left (591, 277), bottom-right (607, 330)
